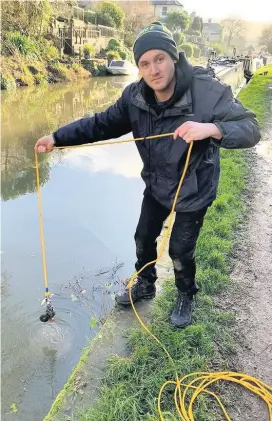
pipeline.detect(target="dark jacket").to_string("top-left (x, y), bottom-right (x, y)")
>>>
top-left (53, 53), bottom-right (261, 212)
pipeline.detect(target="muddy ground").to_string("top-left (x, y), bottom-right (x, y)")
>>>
top-left (218, 108), bottom-right (272, 420)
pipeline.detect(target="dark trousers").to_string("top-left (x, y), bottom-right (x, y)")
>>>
top-left (134, 194), bottom-right (208, 294)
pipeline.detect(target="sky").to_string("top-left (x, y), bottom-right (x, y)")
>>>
top-left (182, 0), bottom-right (272, 22)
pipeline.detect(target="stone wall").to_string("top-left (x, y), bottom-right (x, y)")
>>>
top-left (215, 62), bottom-right (245, 92)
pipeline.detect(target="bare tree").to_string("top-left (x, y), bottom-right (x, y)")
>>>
top-left (117, 1), bottom-right (155, 35)
top-left (259, 24), bottom-right (272, 54)
top-left (221, 18), bottom-right (246, 47)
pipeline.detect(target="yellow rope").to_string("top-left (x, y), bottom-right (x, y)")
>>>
top-left (35, 132), bottom-right (272, 419)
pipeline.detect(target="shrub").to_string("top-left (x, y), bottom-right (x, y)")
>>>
top-left (96, 11), bottom-right (115, 28)
top-left (115, 46), bottom-right (127, 60)
top-left (211, 42), bottom-right (225, 55)
top-left (83, 44), bottom-right (96, 57)
top-left (44, 45), bottom-right (59, 61)
top-left (5, 32), bottom-right (38, 57)
top-left (108, 38), bottom-right (121, 50)
top-left (34, 73), bottom-right (47, 85)
top-left (173, 32), bottom-right (185, 46)
top-left (92, 64), bottom-right (108, 77)
top-left (1, 74), bottom-right (16, 90)
top-left (179, 43), bottom-right (194, 58)
top-left (193, 45), bottom-right (201, 58)
top-left (71, 63), bottom-right (80, 72)
top-left (106, 50), bottom-right (121, 62)
top-left (49, 63), bottom-right (73, 81)
top-left (124, 33), bottom-right (134, 48)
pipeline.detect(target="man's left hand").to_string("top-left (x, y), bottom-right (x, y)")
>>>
top-left (173, 122), bottom-right (223, 143)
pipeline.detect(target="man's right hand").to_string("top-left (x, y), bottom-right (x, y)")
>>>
top-left (34, 135), bottom-right (55, 153)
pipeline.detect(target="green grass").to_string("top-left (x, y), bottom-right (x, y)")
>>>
top-left (238, 64), bottom-right (272, 125)
top-left (45, 68), bottom-right (270, 421)
top-left (80, 149), bottom-right (245, 421)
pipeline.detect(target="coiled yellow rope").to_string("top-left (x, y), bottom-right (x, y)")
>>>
top-left (35, 133), bottom-right (272, 420)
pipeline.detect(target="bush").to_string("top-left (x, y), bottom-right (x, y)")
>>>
top-left (187, 28), bottom-right (201, 36)
top-left (92, 64), bottom-right (108, 77)
top-left (106, 50), bottom-right (121, 62)
top-left (193, 45), bottom-right (201, 58)
top-left (83, 44), bottom-right (96, 58)
top-left (211, 42), bottom-right (225, 55)
top-left (1, 74), bottom-right (16, 90)
top-left (5, 32), bottom-right (38, 57)
top-left (49, 63), bottom-right (73, 81)
top-left (114, 46), bottom-right (127, 60)
top-left (108, 38), bottom-right (121, 50)
top-left (34, 73), bottom-right (47, 85)
top-left (71, 63), bottom-right (80, 72)
top-left (179, 43), bottom-right (194, 58)
top-left (124, 33), bottom-right (134, 48)
top-left (96, 11), bottom-right (116, 28)
top-left (173, 32), bottom-right (185, 46)
top-left (97, 1), bottom-right (124, 28)
top-left (44, 45), bottom-right (59, 61)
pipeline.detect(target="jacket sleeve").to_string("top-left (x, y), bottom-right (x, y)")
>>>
top-left (53, 85), bottom-right (132, 147)
top-left (212, 84), bottom-right (261, 149)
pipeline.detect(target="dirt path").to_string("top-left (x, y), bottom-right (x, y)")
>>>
top-left (221, 108), bottom-right (272, 420)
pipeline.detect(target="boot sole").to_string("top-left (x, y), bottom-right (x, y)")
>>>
top-left (115, 293), bottom-right (156, 307)
top-left (170, 320), bottom-right (192, 329)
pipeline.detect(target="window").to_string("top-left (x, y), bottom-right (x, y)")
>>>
top-left (162, 6), bottom-right (167, 16)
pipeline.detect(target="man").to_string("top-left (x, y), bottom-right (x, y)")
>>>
top-left (35, 22), bottom-right (261, 328)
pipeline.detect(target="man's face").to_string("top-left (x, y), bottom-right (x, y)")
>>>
top-left (138, 50), bottom-right (176, 92)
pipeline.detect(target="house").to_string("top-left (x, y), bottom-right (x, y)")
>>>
top-left (77, 0), bottom-right (92, 8)
top-left (151, 0), bottom-right (183, 19)
top-left (203, 19), bottom-right (222, 42)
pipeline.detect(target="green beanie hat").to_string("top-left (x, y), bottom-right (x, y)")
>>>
top-left (133, 21), bottom-right (179, 65)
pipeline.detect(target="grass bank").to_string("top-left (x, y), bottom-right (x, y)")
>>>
top-left (238, 64), bottom-right (272, 125)
top-left (1, 53), bottom-right (96, 90)
top-left (76, 67), bottom-right (272, 421)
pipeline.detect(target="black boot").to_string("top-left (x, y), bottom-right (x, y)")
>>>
top-left (170, 291), bottom-right (196, 328)
top-left (115, 277), bottom-right (156, 306)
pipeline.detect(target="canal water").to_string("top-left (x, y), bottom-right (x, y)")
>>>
top-left (1, 75), bottom-right (144, 420)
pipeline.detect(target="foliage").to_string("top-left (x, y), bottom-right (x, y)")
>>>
top-left (1, 0), bottom-right (53, 38)
top-left (119, 1), bottom-right (155, 40)
top-left (115, 47), bottom-right (127, 60)
top-left (37, 40), bottom-right (60, 61)
top-left (186, 28), bottom-right (201, 36)
top-left (193, 44), bottom-right (201, 58)
top-left (106, 50), bottom-right (121, 62)
top-left (96, 1), bottom-right (125, 29)
top-left (259, 24), bottom-right (272, 54)
top-left (238, 65), bottom-right (272, 125)
top-left (221, 18), bottom-right (245, 47)
top-left (179, 43), bottom-right (194, 58)
top-left (172, 31), bottom-right (185, 46)
top-left (83, 44), bottom-right (96, 57)
top-left (91, 64), bottom-right (108, 77)
top-left (124, 33), bottom-right (134, 48)
top-left (4, 32), bottom-right (39, 57)
top-left (1, 74), bottom-right (16, 90)
top-left (108, 38), bottom-right (121, 50)
top-left (164, 10), bottom-right (191, 33)
top-left (210, 42), bottom-right (225, 55)
top-left (95, 11), bottom-right (116, 28)
top-left (191, 16), bottom-right (203, 33)
top-left (49, 63), bottom-right (73, 81)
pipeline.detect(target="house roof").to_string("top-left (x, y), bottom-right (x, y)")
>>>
top-left (151, 0), bottom-right (183, 6)
top-left (203, 22), bottom-right (222, 33)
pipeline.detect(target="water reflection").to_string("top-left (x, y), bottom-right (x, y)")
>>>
top-left (1, 75), bottom-right (143, 421)
top-left (1, 76), bottom-right (135, 201)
